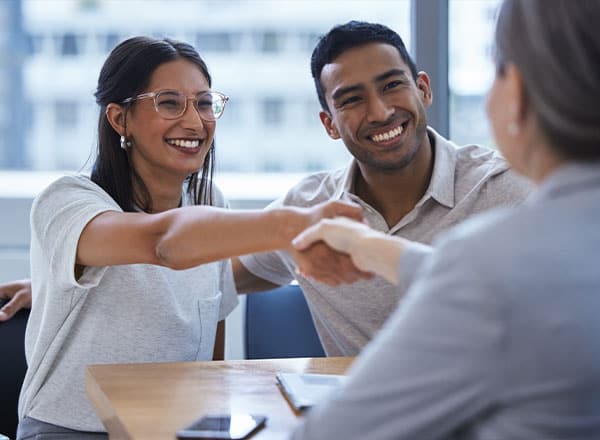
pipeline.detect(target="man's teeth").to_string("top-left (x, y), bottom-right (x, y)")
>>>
top-left (167, 139), bottom-right (200, 148)
top-left (371, 125), bottom-right (404, 143)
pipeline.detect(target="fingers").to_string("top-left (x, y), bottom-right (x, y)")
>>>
top-left (293, 217), bottom-right (361, 252)
top-left (0, 287), bottom-right (32, 322)
top-left (330, 201), bottom-right (363, 222)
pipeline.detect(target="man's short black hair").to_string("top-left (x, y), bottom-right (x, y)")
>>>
top-left (310, 20), bottom-right (417, 111)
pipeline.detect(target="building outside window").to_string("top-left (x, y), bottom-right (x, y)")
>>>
top-left (0, 0), bottom-right (410, 175)
top-left (449, 0), bottom-right (502, 148)
top-left (54, 100), bottom-right (78, 128)
top-left (263, 97), bottom-right (284, 126)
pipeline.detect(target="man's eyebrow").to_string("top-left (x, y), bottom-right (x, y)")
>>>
top-left (331, 84), bottom-right (364, 102)
top-left (375, 68), bottom-right (409, 83)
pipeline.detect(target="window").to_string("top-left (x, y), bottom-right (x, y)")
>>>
top-left (54, 100), bottom-right (78, 128)
top-left (300, 31), bottom-right (321, 53)
top-left (259, 31), bottom-right (284, 53)
top-left (262, 98), bottom-right (284, 126)
top-left (196, 32), bottom-right (237, 52)
top-left (26, 34), bottom-right (43, 55)
top-left (58, 32), bottom-right (80, 56)
top-left (1, 0), bottom-right (411, 174)
top-left (449, 0), bottom-right (502, 148)
top-left (103, 32), bottom-right (120, 53)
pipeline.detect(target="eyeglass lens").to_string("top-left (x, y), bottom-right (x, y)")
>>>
top-left (155, 91), bottom-right (226, 120)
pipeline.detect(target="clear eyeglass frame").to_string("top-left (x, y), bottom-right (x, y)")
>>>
top-left (121, 90), bottom-right (229, 121)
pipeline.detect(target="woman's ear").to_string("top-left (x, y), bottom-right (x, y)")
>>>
top-left (105, 103), bottom-right (127, 136)
top-left (319, 110), bottom-right (341, 140)
top-left (504, 63), bottom-right (528, 124)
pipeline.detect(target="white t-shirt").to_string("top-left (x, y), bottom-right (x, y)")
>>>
top-left (19, 175), bottom-right (238, 431)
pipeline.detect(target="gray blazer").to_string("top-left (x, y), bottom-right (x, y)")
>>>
top-left (293, 163), bottom-right (600, 440)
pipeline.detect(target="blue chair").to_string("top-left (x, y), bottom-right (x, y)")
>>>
top-left (0, 305), bottom-right (29, 439)
top-left (245, 284), bottom-right (325, 359)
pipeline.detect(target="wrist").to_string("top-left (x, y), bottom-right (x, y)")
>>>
top-left (271, 207), bottom-right (309, 250)
top-left (354, 232), bottom-right (405, 284)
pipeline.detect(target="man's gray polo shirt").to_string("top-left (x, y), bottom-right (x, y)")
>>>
top-left (240, 128), bottom-right (532, 356)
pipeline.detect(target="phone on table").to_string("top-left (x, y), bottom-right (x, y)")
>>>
top-left (176, 414), bottom-right (267, 439)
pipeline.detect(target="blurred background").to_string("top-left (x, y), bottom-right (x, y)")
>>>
top-left (0, 0), bottom-right (499, 175)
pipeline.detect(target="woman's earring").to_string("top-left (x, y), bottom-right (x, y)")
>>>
top-left (120, 135), bottom-right (131, 150)
top-left (507, 122), bottom-right (520, 136)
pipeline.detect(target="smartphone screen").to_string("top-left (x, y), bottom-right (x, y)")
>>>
top-left (177, 414), bottom-right (267, 439)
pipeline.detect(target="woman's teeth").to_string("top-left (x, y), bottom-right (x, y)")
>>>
top-left (371, 124), bottom-right (404, 143)
top-left (167, 139), bottom-right (200, 148)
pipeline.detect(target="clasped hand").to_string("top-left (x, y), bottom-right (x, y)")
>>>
top-left (291, 213), bottom-right (378, 286)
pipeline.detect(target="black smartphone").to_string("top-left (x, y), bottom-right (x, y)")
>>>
top-left (176, 414), bottom-right (267, 439)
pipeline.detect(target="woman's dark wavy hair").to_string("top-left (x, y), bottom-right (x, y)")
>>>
top-left (92, 36), bottom-right (215, 212)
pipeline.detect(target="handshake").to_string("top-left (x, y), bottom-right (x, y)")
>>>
top-left (0, 201), bottom-right (410, 323)
top-left (289, 200), bottom-right (408, 287)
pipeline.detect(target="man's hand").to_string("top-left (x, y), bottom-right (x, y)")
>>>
top-left (0, 279), bottom-right (32, 322)
top-left (291, 241), bottom-right (373, 286)
top-left (306, 200), bottom-right (364, 226)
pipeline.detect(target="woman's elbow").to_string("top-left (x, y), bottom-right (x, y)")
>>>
top-left (154, 233), bottom-right (194, 270)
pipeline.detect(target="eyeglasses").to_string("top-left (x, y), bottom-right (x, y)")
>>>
top-left (121, 90), bottom-right (229, 121)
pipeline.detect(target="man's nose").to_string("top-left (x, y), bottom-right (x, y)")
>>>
top-left (366, 95), bottom-right (394, 123)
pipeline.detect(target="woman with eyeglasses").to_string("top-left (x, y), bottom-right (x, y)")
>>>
top-left (16, 36), bottom-right (361, 439)
top-left (291, 0), bottom-right (600, 439)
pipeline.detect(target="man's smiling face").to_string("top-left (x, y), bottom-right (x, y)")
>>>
top-left (319, 42), bottom-right (432, 172)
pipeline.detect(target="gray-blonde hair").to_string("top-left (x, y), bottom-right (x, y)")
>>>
top-left (495, 0), bottom-right (600, 160)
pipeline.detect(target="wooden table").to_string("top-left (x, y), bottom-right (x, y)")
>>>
top-left (86, 357), bottom-right (354, 440)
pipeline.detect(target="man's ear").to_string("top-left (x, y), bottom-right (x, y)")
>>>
top-left (319, 110), bottom-right (340, 140)
top-left (416, 71), bottom-right (433, 108)
top-left (105, 103), bottom-right (127, 136)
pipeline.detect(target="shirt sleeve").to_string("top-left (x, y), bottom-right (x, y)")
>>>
top-left (238, 250), bottom-right (295, 286)
top-left (482, 166), bottom-right (533, 209)
top-left (291, 230), bottom-right (506, 440)
top-left (217, 258), bottom-right (239, 320)
top-left (237, 195), bottom-right (296, 286)
top-left (30, 175), bottom-right (121, 291)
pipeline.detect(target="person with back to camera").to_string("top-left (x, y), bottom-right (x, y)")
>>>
top-left (291, 0), bottom-right (600, 438)
top-left (15, 36), bottom-right (361, 440)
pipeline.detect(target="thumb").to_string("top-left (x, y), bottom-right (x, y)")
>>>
top-left (0, 302), bottom-right (16, 321)
top-left (0, 290), bottom-right (30, 321)
top-left (292, 223), bottom-right (322, 251)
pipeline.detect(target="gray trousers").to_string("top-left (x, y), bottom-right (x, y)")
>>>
top-left (17, 417), bottom-right (107, 440)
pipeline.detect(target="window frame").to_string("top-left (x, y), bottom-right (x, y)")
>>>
top-left (411, 0), bottom-right (449, 138)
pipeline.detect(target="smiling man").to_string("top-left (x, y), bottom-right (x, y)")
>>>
top-left (235, 21), bottom-right (532, 356)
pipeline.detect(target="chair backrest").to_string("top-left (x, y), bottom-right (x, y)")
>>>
top-left (245, 284), bottom-right (325, 359)
top-left (0, 307), bottom-right (29, 439)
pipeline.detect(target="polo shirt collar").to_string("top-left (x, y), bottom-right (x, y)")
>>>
top-left (332, 127), bottom-right (457, 209)
top-left (332, 160), bottom-right (359, 200)
top-left (423, 127), bottom-right (456, 209)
